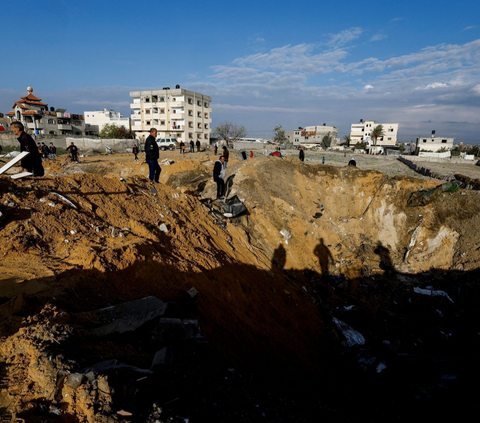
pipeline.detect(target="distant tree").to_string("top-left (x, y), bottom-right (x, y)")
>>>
top-left (99, 124), bottom-right (134, 139)
top-left (340, 135), bottom-right (351, 147)
top-left (321, 134), bottom-right (332, 150)
top-left (370, 125), bottom-right (384, 147)
top-left (466, 145), bottom-right (480, 156)
top-left (273, 125), bottom-right (288, 144)
top-left (213, 121), bottom-right (247, 146)
top-left (354, 141), bottom-right (366, 150)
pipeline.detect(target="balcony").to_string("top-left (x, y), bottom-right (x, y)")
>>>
top-left (58, 124), bottom-right (72, 130)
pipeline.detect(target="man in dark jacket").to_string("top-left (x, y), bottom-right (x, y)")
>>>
top-left (299, 146), bottom-right (305, 162)
top-left (41, 142), bottom-right (49, 159)
top-left (11, 121), bottom-right (44, 176)
top-left (222, 146), bottom-right (229, 168)
top-left (213, 155), bottom-right (226, 199)
top-left (189, 140), bottom-right (194, 153)
top-left (67, 142), bottom-right (79, 162)
top-left (145, 128), bottom-right (161, 183)
top-left (49, 143), bottom-right (57, 160)
top-left (196, 140), bottom-right (201, 152)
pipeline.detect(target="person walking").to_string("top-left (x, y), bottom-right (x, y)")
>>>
top-left (145, 128), bottom-right (161, 183)
top-left (322, 156), bottom-right (325, 165)
top-left (180, 141), bottom-right (186, 155)
top-left (214, 142), bottom-right (218, 155)
top-left (189, 140), bottom-right (194, 153)
top-left (132, 144), bottom-right (139, 161)
top-left (250, 151), bottom-right (254, 158)
top-left (299, 146), bottom-right (305, 162)
top-left (67, 142), bottom-right (79, 162)
top-left (196, 140), bottom-right (201, 152)
top-left (49, 142), bottom-right (57, 160)
top-left (222, 145), bottom-right (229, 168)
top-left (11, 121), bottom-right (44, 176)
top-left (241, 150), bottom-right (247, 161)
top-left (213, 155), bottom-right (226, 199)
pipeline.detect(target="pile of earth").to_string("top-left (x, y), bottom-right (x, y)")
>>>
top-left (0, 153), bottom-right (479, 422)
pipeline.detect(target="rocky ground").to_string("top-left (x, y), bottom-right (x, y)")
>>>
top-left (0, 149), bottom-right (479, 422)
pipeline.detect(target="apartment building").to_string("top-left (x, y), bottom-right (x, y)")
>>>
top-left (84, 108), bottom-right (131, 136)
top-left (286, 124), bottom-right (338, 146)
top-left (129, 86), bottom-right (212, 143)
top-left (5, 87), bottom-right (85, 136)
top-left (416, 131), bottom-right (454, 153)
top-left (350, 119), bottom-right (399, 152)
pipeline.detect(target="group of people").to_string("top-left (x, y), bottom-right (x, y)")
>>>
top-left (298, 146), bottom-right (356, 167)
top-left (36, 142), bottom-right (57, 160)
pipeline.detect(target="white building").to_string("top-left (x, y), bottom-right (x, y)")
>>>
top-left (129, 86), bottom-right (212, 144)
top-left (350, 120), bottom-right (399, 153)
top-left (416, 131), bottom-right (454, 153)
top-left (286, 124), bottom-right (338, 147)
top-left (84, 108), bottom-right (131, 136)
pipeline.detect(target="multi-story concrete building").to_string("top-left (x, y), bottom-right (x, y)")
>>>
top-left (416, 131), bottom-right (454, 153)
top-left (84, 108), bottom-right (131, 136)
top-left (286, 124), bottom-right (338, 147)
top-left (129, 86), bottom-right (212, 143)
top-left (5, 87), bottom-right (85, 136)
top-left (350, 119), bottom-right (399, 152)
top-left (0, 113), bottom-right (12, 133)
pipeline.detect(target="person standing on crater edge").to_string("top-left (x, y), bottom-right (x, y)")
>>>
top-left (145, 128), bottom-right (161, 184)
top-left (11, 121), bottom-right (44, 176)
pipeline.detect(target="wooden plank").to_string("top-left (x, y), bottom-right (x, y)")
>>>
top-left (0, 152), bottom-right (30, 175)
top-left (10, 172), bottom-right (33, 180)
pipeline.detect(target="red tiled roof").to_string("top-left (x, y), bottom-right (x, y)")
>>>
top-left (24, 100), bottom-right (48, 106)
top-left (5, 111), bottom-right (15, 116)
top-left (21, 93), bottom-right (42, 102)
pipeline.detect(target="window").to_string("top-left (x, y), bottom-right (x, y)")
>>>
top-left (197, 112), bottom-right (201, 117)
top-left (188, 110), bottom-right (193, 116)
top-left (188, 122), bottom-right (193, 128)
top-left (161, 121), bottom-right (165, 125)
top-left (145, 97), bottom-right (150, 103)
top-left (173, 98), bottom-right (176, 101)
top-left (152, 95), bottom-right (158, 102)
top-left (48, 119), bottom-right (56, 124)
top-left (197, 100), bottom-right (201, 106)
top-left (423, 139), bottom-right (427, 143)
top-left (204, 134), bottom-right (208, 139)
top-left (145, 109), bottom-right (151, 114)
top-left (197, 123), bottom-right (201, 128)
top-left (189, 133), bottom-right (193, 139)
top-left (442, 139), bottom-right (447, 143)
top-left (204, 102), bottom-right (208, 108)
top-left (204, 113), bottom-right (208, 118)
top-left (188, 98), bottom-right (193, 104)
top-left (146, 121), bottom-right (151, 125)
top-left (160, 97), bottom-right (165, 102)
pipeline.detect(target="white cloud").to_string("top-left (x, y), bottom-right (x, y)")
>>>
top-left (463, 25), bottom-right (477, 31)
top-left (416, 82), bottom-right (448, 90)
top-left (472, 84), bottom-right (480, 96)
top-left (327, 27), bottom-right (363, 47)
top-left (364, 85), bottom-right (374, 90)
top-left (370, 33), bottom-right (387, 42)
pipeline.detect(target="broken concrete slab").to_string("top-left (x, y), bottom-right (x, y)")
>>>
top-left (10, 172), bottom-right (33, 179)
top-left (152, 318), bottom-right (201, 342)
top-left (413, 287), bottom-right (454, 303)
top-left (151, 347), bottom-right (174, 369)
top-left (89, 296), bottom-right (167, 337)
top-left (332, 317), bottom-right (365, 348)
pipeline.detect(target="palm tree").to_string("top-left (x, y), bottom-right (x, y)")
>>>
top-left (343, 135), bottom-right (351, 147)
top-left (370, 125), bottom-right (384, 148)
top-left (273, 125), bottom-right (287, 144)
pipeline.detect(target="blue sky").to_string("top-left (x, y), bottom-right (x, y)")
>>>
top-left (1, 0), bottom-right (480, 142)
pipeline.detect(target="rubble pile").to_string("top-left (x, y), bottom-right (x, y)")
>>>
top-left (0, 154), bottom-right (479, 422)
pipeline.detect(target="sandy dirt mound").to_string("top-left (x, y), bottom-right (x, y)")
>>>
top-left (1, 153), bottom-right (480, 422)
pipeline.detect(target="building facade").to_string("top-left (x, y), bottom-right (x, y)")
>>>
top-left (84, 108), bottom-right (131, 136)
top-left (129, 86), bottom-right (212, 143)
top-left (416, 132), bottom-right (454, 153)
top-left (350, 120), bottom-right (399, 152)
top-left (286, 124), bottom-right (338, 147)
top-left (6, 87), bottom-right (85, 136)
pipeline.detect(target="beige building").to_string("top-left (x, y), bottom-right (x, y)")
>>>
top-left (129, 86), bottom-right (212, 143)
top-left (84, 108), bottom-right (131, 136)
top-left (350, 120), bottom-right (399, 152)
top-left (416, 131), bottom-right (454, 153)
top-left (286, 124), bottom-right (338, 147)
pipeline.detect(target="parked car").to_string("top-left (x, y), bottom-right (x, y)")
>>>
top-left (156, 138), bottom-right (177, 151)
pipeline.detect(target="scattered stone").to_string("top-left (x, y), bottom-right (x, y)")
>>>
top-left (333, 317), bottom-right (365, 348)
top-left (413, 287), bottom-right (454, 303)
top-left (65, 373), bottom-right (86, 390)
top-left (159, 223), bottom-right (169, 233)
top-left (151, 347), bottom-right (174, 369)
top-left (88, 296), bottom-right (167, 337)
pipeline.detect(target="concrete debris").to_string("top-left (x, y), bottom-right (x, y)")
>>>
top-left (151, 347), bottom-right (174, 369)
top-left (413, 287), bottom-right (454, 303)
top-left (159, 223), bottom-right (169, 233)
top-left (111, 227), bottom-right (118, 237)
top-left (65, 373), bottom-right (86, 390)
top-left (89, 296), bottom-right (167, 337)
top-left (11, 172), bottom-right (33, 179)
top-left (376, 362), bottom-right (387, 373)
top-left (117, 410), bottom-right (133, 416)
top-left (280, 229), bottom-right (291, 244)
top-left (153, 317), bottom-right (201, 342)
top-left (332, 317), bottom-right (365, 348)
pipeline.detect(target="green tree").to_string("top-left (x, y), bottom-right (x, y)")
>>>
top-left (273, 125), bottom-right (288, 144)
top-left (370, 125), bottom-right (384, 147)
top-left (354, 141), bottom-right (366, 150)
top-left (213, 121), bottom-right (247, 146)
top-left (99, 124), bottom-right (134, 139)
top-left (340, 135), bottom-right (351, 147)
top-left (321, 134), bottom-right (332, 150)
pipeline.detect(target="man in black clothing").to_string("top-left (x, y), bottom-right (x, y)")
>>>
top-left (348, 158), bottom-right (356, 167)
top-left (196, 140), bottom-right (201, 152)
top-left (189, 140), bottom-right (194, 153)
top-left (213, 155), bottom-right (226, 199)
top-left (41, 142), bottom-right (49, 159)
top-left (11, 122), bottom-right (44, 176)
top-left (67, 142), bottom-right (79, 162)
top-left (299, 146), bottom-right (305, 162)
top-left (145, 128), bottom-right (161, 183)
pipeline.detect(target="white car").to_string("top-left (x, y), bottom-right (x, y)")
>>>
top-left (156, 138), bottom-right (177, 151)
